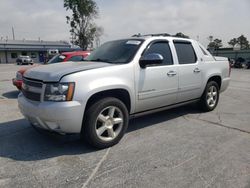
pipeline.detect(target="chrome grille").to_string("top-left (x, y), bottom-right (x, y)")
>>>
top-left (22, 78), bottom-right (43, 101)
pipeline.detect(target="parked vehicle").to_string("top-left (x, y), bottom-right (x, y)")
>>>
top-left (46, 51), bottom-right (90, 64)
top-left (16, 56), bottom-right (33, 65)
top-left (242, 60), bottom-right (250, 69)
top-left (12, 51), bottom-right (90, 90)
top-left (18, 34), bottom-right (230, 148)
top-left (234, 57), bottom-right (245, 68)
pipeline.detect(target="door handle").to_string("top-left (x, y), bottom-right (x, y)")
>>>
top-left (167, 71), bottom-right (177, 77)
top-left (193, 68), bottom-right (201, 73)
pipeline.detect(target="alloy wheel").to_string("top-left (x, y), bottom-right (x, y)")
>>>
top-left (95, 106), bottom-right (124, 142)
top-left (206, 85), bottom-right (218, 108)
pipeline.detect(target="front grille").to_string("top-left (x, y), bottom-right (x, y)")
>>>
top-left (22, 78), bottom-right (43, 101)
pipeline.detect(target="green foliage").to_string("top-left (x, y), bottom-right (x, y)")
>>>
top-left (228, 38), bottom-right (238, 47)
top-left (208, 38), bottom-right (223, 50)
top-left (64, 0), bottom-right (103, 49)
top-left (237, 35), bottom-right (249, 50)
top-left (228, 35), bottom-right (249, 49)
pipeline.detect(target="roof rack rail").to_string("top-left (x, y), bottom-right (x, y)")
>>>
top-left (131, 33), bottom-right (171, 37)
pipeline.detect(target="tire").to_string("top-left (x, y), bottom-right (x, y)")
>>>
top-left (82, 97), bottom-right (129, 149)
top-left (200, 81), bottom-right (220, 112)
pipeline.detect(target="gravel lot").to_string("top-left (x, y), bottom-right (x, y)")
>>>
top-left (0, 64), bottom-right (250, 188)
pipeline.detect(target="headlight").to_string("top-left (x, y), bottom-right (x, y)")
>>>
top-left (44, 82), bottom-right (75, 102)
top-left (16, 72), bottom-right (23, 80)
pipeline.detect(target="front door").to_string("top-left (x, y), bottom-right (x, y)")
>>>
top-left (136, 40), bottom-right (178, 112)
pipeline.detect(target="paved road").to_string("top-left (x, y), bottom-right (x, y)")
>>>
top-left (0, 64), bottom-right (250, 188)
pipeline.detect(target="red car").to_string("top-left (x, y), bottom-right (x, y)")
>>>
top-left (12, 51), bottom-right (90, 90)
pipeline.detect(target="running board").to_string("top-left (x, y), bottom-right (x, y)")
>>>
top-left (130, 99), bottom-right (199, 119)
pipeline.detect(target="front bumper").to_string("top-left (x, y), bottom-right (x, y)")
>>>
top-left (18, 93), bottom-right (84, 133)
top-left (12, 78), bottom-right (22, 90)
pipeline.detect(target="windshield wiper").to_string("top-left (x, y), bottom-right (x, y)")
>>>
top-left (88, 58), bottom-right (112, 63)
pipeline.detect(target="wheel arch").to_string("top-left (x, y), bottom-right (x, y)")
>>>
top-left (84, 88), bottom-right (132, 114)
top-left (206, 75), bottom-right (222, 90)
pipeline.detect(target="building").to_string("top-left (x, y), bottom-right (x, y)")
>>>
top-left (0, 39), bottom-right (74, 63)
top-left (211, 48), bottom-right (250, 60)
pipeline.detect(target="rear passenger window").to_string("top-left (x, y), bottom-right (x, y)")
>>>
top-left (144, 41), bottom-right (173, 65)
top-left (174, 42), bottom-right (197, 64)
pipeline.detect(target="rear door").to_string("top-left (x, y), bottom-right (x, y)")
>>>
top-left (136, 40), bottom-right (178, 112)
top-left (173, 40), bottom-right (202, 102)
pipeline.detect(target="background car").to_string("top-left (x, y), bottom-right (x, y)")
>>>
top-left (234, 57), bottom-right (245, 68)
top-left (16, 56), bottom-right (33, 65)
top-left (46, 51), bottom-right (90, 64)
top-left (12, 51), bottom-right (90, 90)
top-left (242, 60), bottom-right (250, 69)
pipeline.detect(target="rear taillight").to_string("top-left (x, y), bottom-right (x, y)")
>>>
top-left (228, 61), bottom-right (231, 77)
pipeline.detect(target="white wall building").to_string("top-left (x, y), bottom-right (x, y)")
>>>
top-left (0, 39), bottom-right (72, 63)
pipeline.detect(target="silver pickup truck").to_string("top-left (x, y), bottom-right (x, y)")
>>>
top-left (18, 34), bottom-right (230, 148)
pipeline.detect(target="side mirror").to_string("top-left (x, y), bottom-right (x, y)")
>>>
top-left (139, 53), bottom-right (164, 68)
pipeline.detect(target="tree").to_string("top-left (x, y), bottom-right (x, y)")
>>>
top-left (173, 32), bottom-right (189, 39)
top-left (207, 38), bottom-right (223, 50)
top-left (228, 38), bottom-right (238, 48)
top-left (237, 35), bottom-right (249, 50)
top-left (64, 0), bottom-right (103, 49)
top-left (208, 36), bottom-right (213, 43)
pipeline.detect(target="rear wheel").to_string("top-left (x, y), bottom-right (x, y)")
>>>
top-left (200, 81), bottom-right (219, 112)
top-left (82, 97), bottom-right (129, 149)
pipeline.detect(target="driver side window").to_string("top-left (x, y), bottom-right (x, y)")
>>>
top-left (143, 41), bottom-right (173, 66)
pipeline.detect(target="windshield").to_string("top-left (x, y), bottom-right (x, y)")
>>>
top-left (46, 55), bottom-right (66, 64)
top-left (85, 39), bottom-right (144, 64)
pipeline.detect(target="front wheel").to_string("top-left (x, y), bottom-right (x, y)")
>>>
top-left (200, 81), bottom-right (220, 112)
top-left (82, 97), bottom-right (129, 149)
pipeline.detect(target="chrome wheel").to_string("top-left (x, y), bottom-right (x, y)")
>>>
top-left (206, 85), bottom-right (218, 108)
top-left (95, 106), bottom-right (124, 142)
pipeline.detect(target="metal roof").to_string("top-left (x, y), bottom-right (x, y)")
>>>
top-left (0, 39), bottom-right (71, 51)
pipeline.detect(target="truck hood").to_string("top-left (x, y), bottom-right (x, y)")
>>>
top-left (24, 61), bottom-right (114, 82)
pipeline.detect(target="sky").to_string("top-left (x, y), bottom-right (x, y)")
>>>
top-left (0, 0), bottom-right (249, 47)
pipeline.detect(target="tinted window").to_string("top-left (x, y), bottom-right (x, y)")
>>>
top-left (11, 53), bottom-right (17, 58)
top-left (21, 52), bottom-right (27, 56)
top-left (68, 55), bottom-right (83, 61)
top-left (174, 42), bottom-right (197, 64)
top-left (144, 41), bottom-right (173, 65)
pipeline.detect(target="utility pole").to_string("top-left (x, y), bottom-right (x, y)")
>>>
top-left (12, 26), bottom-right (15, 40)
